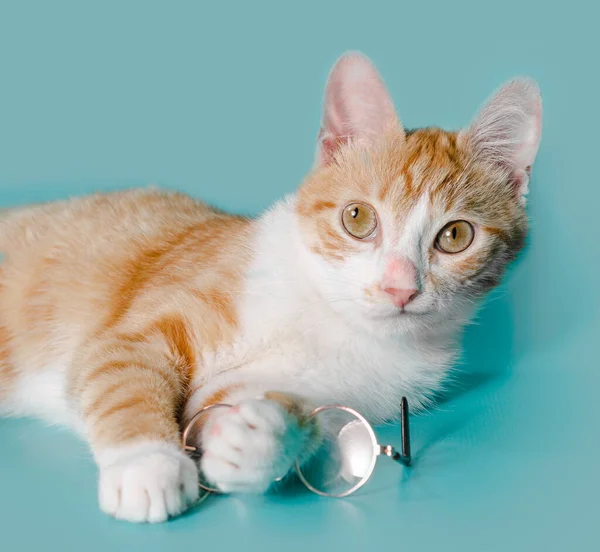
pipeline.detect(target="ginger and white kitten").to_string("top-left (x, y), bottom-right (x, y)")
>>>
top-left (0, 52), bottom-right (542, 523)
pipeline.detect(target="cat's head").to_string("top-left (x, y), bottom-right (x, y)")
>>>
top-left (296, 52), bottom-right (542, 335)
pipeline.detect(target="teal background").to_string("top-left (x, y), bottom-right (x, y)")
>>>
top-left (1, 1), bottom-right (598, 550)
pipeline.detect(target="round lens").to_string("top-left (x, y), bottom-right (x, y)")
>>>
top-left (182, 403), bottom-right (233, 493)
top-left (295, 406), bottom-right (378, 497)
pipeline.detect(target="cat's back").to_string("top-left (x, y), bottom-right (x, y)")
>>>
top-left (0, 188), bottom-right (252, 349)
top-left (1, 187), bottom-right (220, 255)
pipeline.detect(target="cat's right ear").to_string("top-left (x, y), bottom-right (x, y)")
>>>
top-left (315, 52), bottom-right (403, 167)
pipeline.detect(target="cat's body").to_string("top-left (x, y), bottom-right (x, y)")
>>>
top-left (0, 186), bottom-right (457, 424)
top-left (0, 53), bottom-right (542, 523)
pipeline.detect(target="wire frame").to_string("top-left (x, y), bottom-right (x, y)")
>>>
top-left (181, 403), bottom-right (232, 493)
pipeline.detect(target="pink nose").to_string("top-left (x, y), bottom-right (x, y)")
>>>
top-left (384, 287), bottom-right (419, 308)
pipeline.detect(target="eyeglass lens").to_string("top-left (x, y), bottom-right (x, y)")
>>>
top-left (295, 406), bottom-right (377, 497)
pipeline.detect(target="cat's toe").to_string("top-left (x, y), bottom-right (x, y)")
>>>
top-left (98, 443), bottom-right (199, 523)
top-left (200, 398), bottom-right (306, 493)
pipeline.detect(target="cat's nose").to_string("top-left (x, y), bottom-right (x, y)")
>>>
top-left (384, 287), bottom-right (419, 308)
top-left (381, 257), bottom-right (419, 308)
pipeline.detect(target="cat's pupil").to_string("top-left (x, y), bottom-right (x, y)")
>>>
top-left (351, 208), bottom-right (359, 218)
top-left (451, 226), bottom-right (457, 240)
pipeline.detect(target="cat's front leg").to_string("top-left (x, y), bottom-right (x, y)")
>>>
top-left (197, 390), bottom-right (317, 493)
top-left (73, 334), bottom-right (199, 523)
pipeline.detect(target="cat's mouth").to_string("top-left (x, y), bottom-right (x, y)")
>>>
top-left (373, 306), bottom-right (432, 319)
top-left (380, 294), bottom-right (432, 316)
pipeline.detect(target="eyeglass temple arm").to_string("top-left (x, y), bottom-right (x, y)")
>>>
top-left (385, 397), bottom-right (411, 466)
top-left (399, 396), bottom-right (412, 465)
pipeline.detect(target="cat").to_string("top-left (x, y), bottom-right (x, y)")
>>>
top-left (0, 52), bottom-right (542, 523)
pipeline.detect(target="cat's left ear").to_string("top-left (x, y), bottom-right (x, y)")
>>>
top-left (315, 52), bottom-right (403, 167)
top-left (461, 78), bottom-right (542, 201)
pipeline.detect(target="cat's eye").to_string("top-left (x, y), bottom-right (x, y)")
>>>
top-left (341, 202), bottom-right (378, 240)
top-left (435, 220), bottom-right (474, 254)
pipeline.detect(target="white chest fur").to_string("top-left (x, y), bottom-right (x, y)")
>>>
top-left (189, 199), bottom-right (460, 423)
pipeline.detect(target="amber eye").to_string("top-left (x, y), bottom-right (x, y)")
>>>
top-left (435, 220), bottom-right (474, 254)
top-left (341, 202), bottom-right (378, 240)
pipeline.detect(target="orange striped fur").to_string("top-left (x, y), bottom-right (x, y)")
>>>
top-left (0, 188), bottom-right (252, 451)
top-left (0, 322), bottom-right (15, 401)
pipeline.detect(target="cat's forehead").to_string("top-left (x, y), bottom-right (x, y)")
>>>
top-left (376, 128), bottom-right (468, 212)
top-left (322, 127), bottom-right (472, 219)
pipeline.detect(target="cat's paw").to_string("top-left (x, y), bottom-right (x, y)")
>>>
top-left (200, 398), bottom-right (310, 493)
top-left (98, 442), bottom-right (199, 523)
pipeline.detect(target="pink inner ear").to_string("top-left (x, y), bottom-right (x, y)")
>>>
top-left (317, 53), bottom-right (401, 166)
top-left (514, 97), bottom-right (543, 170)
top-left (318, 132), bottom-right (351, 165)
top-left (511, 168), bottom-right (530, 201)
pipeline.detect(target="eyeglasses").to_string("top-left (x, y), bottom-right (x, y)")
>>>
top-left (182, 397), bottom-right (411, 498)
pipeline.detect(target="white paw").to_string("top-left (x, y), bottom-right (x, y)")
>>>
top-left (200, 399), bottom-right (309, 493)
top-left (98, 443), bottom-right (199, 523)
